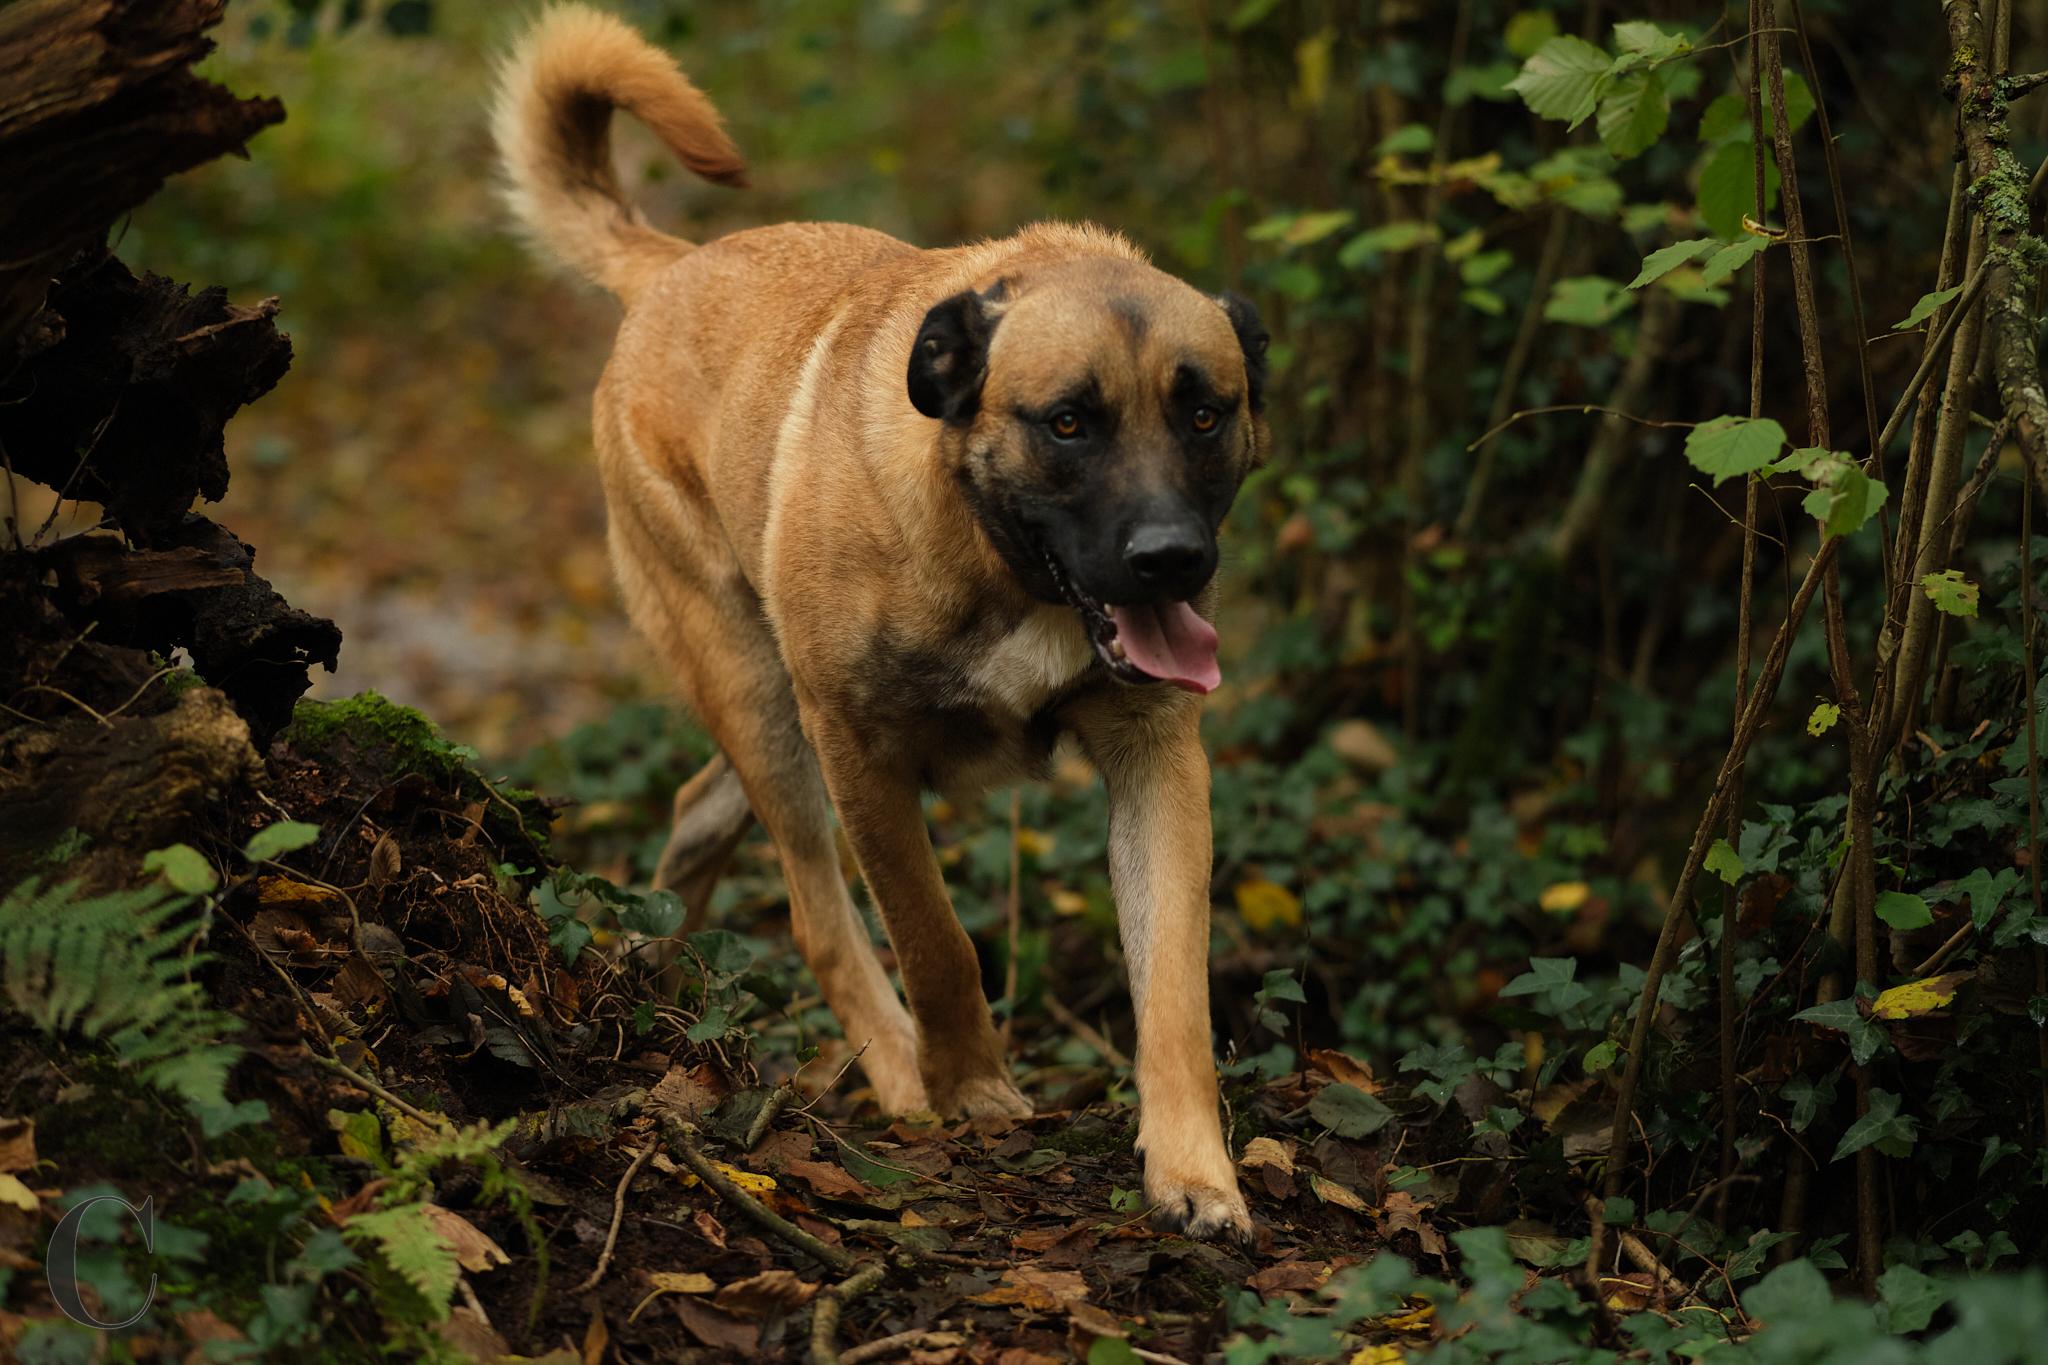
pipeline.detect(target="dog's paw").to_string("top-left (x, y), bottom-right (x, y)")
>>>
top-left (1145, 1172), bottom-right (1253, 1243)
top-left (934, 1071), bottom-right (1033, 1120)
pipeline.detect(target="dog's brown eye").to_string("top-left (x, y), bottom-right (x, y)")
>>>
top-left (1050, 411), bottom-right (1083, 440)
top-left (1191, 406), bottom-right (1219, 433)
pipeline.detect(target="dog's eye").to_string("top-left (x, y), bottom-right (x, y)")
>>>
top-left (1049, 411), bottom-right (1084, 440)
top-left (1190, 406), bottom-right (1219, 434)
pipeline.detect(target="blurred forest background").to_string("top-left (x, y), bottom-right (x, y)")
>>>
top-left (15, 0), bottom-right (2048, 1353)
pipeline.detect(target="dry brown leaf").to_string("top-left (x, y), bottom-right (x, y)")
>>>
top-left (0, 1119), bottom-right (34, 1175)
top-left (1309, 1172), bottom-right (1370, 1213)
top-left (970, 1263), bottom-right (1091, 1313)
top-left (1240, 1135), bottom-right (1297, 1177)
top-left (366, 834), bottom-right (402, 890)
top-left (1247, 1260), bottom-right (1331, 1296)
top-left (714, 1268), bottom-right (819, 1317)
top-left (254, 876), bottom-right (341, 909)
top-left (784, 1158), bottom-right (871, 1200)
top-left (692, 1208), bottom-right (727, 1249)
top-left (422, 1203), bottom-right (508, 1273)
top-left (648, 1065), bottom-right (720, 1119)
top-left (1307, 1048), bottom-right (1378, 1091)
top-left (671, 1295), bottom-right (759, 1353)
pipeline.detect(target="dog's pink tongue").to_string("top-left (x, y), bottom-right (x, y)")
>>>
top-left (1110, 601), bottom-right (1221, 694)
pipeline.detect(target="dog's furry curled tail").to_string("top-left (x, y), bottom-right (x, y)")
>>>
top-left (491, 4), bottom-right (746, 299)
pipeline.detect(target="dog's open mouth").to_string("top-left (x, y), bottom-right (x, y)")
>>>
top-left (1038, 543), bottom-right (1222, 695)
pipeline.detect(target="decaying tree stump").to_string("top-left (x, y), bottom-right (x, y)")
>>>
top-left (0, 0), bottom-right (338, 875)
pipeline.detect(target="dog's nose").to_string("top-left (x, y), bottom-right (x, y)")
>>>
top-left (1124, 520), bottom-right (1215, 597)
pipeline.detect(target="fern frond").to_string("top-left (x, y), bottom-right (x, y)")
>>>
top-left (0, 876), bottom-right (258, 1131)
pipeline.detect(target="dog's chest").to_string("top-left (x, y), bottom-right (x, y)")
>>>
top-left (963, 606), bottom-right (1094, 717)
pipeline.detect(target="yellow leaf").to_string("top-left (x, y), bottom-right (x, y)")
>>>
top-left (1351, 1347), bottom-right (1406, 1365)
top-left (0, 1173), bottom-right (38, 1211)
top-left (1016, 828), bottom-right (1056, 859)
top-left (1235, 878), bottom-right (1303, 933)
top-left (1539, 881), bottom-right (1590, 913)
top-left (1049, 888), bottom-right (1089, 917)
top-left (1294, 28), bottom-right (1333, 109)
top-left (1871, 972), bottom-right (1967, 1020)
top-left (681, 1162), bottom-right (776, 1195)
top-left (648, 1271), bottom-right (714, 1294)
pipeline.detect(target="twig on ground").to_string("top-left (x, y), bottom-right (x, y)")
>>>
top-left (1043, 994), bottom-right (1131, 1070)
top-left (839, 1329), bottom-right (969, 1365)
top-left (745, 1081), bottom-right (795, 1151)
top-left (808, 1260), bottom-right (888, 1365)
top-left (661, 1118), bottom-right (855, 1274)
top-left (573, 1143), bottom-right (654, 1293)
top-left (309, 1052), bottom-right (451, 1134)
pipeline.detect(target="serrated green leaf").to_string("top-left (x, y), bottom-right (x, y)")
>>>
top-left (1698, 139), bottom-right (1778, 239)
top-left (1875, 891), bottom-right (1932, 930)
top-left (1507, 35), bottom-right (1613, 126)
top-left (1921, 569), bottom-right (1979, 618)
top-left (1612, 21), bottom-right (1688, 62)
top-left (1804, 464), bottom-right (1889, 540)
top-left (1807, 702), bottom-right (1841, 736)
top-left (1684, 415), bottom-right (1787, 485)
top-left (344, 1204), bottom-right (459, 1315)
top-left (143, 844), bottom-right (218, 896)
top-left (1892, 285), bottom-right (1962, 331)
top-left (244, 821), bottom-right (321, 863)
top-left (1544, 275), bottom-right (1633, 326)
top-left (1598, 68), bottom-right (1668, 158)
top-left (1697, 234), bottom-right (1772, 288)
top-left (1309, 1081), bottom-right (1395, 1138)
top-left (1628, 238), bottom-right (1716, 289)
top-left (1705, 838), bottom-right (1743, 886)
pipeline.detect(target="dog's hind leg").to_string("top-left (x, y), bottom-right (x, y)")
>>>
top-left (653, 753), bottom-right (755, 932)
top-left (607, 490), bottom-right (926, 1114)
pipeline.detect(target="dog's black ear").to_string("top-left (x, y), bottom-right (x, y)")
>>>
top-left (908, 290), bottom-right (995, 423)
top-left (1218, 291), bottom-right (1270, 415)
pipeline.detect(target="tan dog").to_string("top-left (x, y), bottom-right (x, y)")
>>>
top-left (493, 5), bottom-right (1268, 1239)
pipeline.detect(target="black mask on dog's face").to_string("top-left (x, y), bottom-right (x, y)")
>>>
top-left (908, 269), bottom-right (1268, 694)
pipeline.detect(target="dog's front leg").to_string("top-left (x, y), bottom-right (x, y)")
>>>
top-left (808, 715), bottom-right (1031, 1119)
top-left (1076, 695), bottom-right (1251, 1241)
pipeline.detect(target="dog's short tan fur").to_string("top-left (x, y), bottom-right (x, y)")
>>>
top-left (495, 4), bottom-right (1264, 1238)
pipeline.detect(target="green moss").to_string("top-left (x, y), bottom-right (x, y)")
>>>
top-left (287, 692), bottom-right (469, 784)
top-left (1039, 1115), bottom-right (1137, 1156)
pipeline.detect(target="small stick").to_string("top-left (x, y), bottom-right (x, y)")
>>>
top-left (840, 1329), bottom-right (968, 1365)
top-left (746, 1081), bottom-right (795, 1151)
top-left (809, 1261), bottom-right (888, 1365)
top-left (310, 1052), bottom-right (451, 1134)
top-left (661, 1119), bottom-right (854, 1274)
top-left (1043, 994), bottom-right (1131, 1070)
top-left (573, 1143), bottom-right (654, 1293)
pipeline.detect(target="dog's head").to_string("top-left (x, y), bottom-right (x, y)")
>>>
top-left (908, 255), bottom-right (1269, 694)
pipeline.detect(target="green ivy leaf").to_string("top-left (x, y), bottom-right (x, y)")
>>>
top-left (1309, 1081), bottom-right (1395, 1138)
top-left (618, 890), bottom-right (684, 938)
top-left (244, 821), bottom-right (321, 863)
top-left (1794, 998), bottom-right (1889, 1066)
top-left (1807, 702), bottom-right (1842, 736)
top-left (1833, 1087), bottom-right (1919, 1161)
top-left (1507, 35), bottom-right (1613, 126)
top-left (1597, 68), bottom-right (1668, 158)
top-left (1892, 285), bottom-right (1962, 331)
top-left (1583, 1040), bottom-right (1620, 1073)
top-left (1876, 1264), bottom-right (1951, 1334)
top-left (1685, 415), bottom-right (1787, 485)
top-left (1875, 892), bottom-right (1932, 930)
top-left (1921, 569), bottom-right (1979, 618)
top-left (1337, 221), bottom-right (1438, 269)
top-left (142, 844), bottom-right (218, 896)
top-left (1704, 837), bottom-right (1743, 886)
top-left (1950, 866), bottom-right (2022, 929)
top-left (1628, 238), bottom-right (1716, 289)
